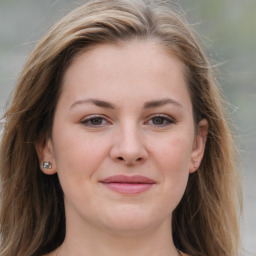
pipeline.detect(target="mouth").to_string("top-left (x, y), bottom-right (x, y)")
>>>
top-left (100, 175), bottom-right (156, 194)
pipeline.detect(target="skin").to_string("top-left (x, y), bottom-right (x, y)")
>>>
top-left (37, 39), bottom-right (208, 256)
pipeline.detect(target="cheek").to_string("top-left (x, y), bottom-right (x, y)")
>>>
top-left (152, 133), bottom-right (193, 173)
top-left (52, 125), bottom-right (110, 183)
top-left (51, 129), bottom-right (111, 211)
top-left (149, 134), bottom-right (193, 203)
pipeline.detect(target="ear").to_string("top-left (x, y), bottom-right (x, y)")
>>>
top-left (35, 138), bottom-right (57, 175)
top-left (189, 119), bottom-right (208, 174)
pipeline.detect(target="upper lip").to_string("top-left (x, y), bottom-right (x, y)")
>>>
top-left (100, 175), bottom-right (156, 184)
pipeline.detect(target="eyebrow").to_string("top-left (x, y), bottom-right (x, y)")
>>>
top-left (70, 98), bottom-right (182, 110)
top-left (70, 99), bottom-right (116, 109)
top-left (144, 98), bottom-right (183, 109)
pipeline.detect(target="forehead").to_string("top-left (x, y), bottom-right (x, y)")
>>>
top-left (60, 39), bottom-right (191, 109)
top-left (63, 39), bottom-right (186, 80)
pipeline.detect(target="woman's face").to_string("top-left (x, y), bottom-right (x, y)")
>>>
top-left (38, 40), bottom-right (207, 235)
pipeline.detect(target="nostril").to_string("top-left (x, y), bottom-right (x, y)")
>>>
top-left (115, 156), bottom-right (145, 164)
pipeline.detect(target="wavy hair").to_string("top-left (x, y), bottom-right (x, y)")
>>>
top-left (0, 0), bottom-right (242, 255)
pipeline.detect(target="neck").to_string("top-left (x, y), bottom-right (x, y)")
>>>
top-left (56, 215), bottom-right (178, 256)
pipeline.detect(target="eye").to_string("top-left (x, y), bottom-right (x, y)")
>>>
top-left (146, 115), bottom-right (175, 127)
top-left (81, 115), bottom-right (110, 127)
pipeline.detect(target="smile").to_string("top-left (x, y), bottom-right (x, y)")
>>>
top-left (100, 175), bottom-right (156, 194)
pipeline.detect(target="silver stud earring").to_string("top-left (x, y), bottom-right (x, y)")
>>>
top-left (43, 161), bottom-right (52, 169)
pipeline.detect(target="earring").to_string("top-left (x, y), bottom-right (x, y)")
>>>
top-left (43, 161), bottom-right (52, 169)
top-left (193, 161), bottom-right (199, 168)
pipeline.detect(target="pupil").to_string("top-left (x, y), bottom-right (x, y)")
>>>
top-left (91, 118), bottom-right (102, 125)
top-left (153, 117), bottom-right (164, 125)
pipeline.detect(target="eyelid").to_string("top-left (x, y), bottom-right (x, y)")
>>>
top-left (144, 114), bottom-right (176, 126)
top-left (80, 113), bottom-right (175, 127)
top-left (80, 114), bottom-right (112, 127)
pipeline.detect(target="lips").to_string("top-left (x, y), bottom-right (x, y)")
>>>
top-left (100, 175), bottom-right (156, 194)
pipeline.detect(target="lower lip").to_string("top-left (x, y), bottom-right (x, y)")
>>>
top-left (102, 183), bottom-right (154, 194)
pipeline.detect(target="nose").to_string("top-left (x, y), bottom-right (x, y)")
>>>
top-left (109, 124), bottom-right (148, 166)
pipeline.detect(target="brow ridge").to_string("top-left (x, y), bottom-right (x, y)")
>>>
top-left (70, 97), bottom-right (182, 110)
top-left (70, 99), bottom-right (116, 109)
top-left (144, 98), bottom-right (183, 108)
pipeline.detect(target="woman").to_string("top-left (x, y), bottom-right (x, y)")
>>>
top-left (0, 0), bottom-right (242, 255)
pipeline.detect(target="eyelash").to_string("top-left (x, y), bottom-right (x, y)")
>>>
top-left (80, 115), bottom-right (111, 127)
top-left (80, 114), bottom-right (175, 128)
top-left (145, 114), bottom-right (175, 127)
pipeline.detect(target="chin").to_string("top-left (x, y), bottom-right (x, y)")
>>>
top-left (99, 204), bottom-right (169, 235)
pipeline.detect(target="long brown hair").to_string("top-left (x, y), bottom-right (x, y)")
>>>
top-left (0, 1), bottom-right (242, 255)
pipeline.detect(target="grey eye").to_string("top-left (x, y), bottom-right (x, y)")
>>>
top-left (81, 116), bottom-right (109, 127)
top-left (146, 115), bottom-right (175, 127)
top-left (152, 117), bottom-right (166, 125)
top-left (89, 117), bottom-right (104, 125)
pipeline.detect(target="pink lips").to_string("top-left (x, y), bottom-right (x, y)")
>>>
top-left (100, 175), bottom-right (156, 194)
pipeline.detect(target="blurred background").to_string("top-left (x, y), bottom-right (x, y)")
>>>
top-left (0, 0), bottom-right (255, 254)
